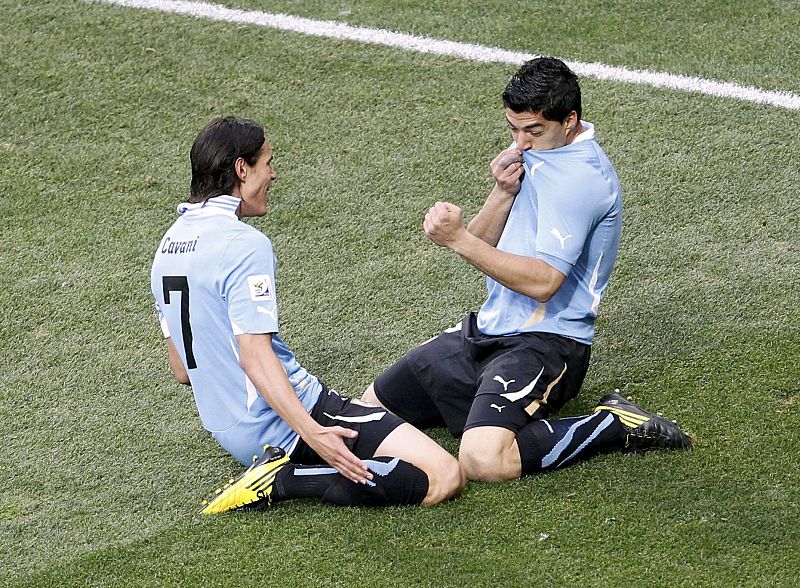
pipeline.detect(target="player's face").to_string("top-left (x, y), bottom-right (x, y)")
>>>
top-left (505, 108), bottom-right (576, 151)
top-left (238, 144), bottom-right (277, 217)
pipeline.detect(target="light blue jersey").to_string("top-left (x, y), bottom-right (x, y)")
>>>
top-left (477, 122), bottom-right (622, 344)
top-left (150, 195), bottom-right (322, 465)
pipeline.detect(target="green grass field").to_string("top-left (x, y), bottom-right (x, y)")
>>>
top-left (1, 1), bottom-right (798, 586)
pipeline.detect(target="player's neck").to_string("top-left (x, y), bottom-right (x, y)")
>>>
top-left (566, 120), bottom-right (584, 145)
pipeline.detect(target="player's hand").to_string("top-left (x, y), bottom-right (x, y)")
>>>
top-left (490, 147), bottom-right (524, 195)
top-left (423, 201), bottom-right (465, 248)
top-left (307, 426), bottom-right (372, 484)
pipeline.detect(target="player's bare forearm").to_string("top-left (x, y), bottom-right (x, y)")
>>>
top-left (237, 333), bottom-right (371, 483)
top-left (165, 337), bottom-right (190, 384)
top-left (466, 183), bottom-right (517, 246)
top-left (424, 201), bottom-right (565, 302)
top-left (449, 231), bottom-right (565, 303)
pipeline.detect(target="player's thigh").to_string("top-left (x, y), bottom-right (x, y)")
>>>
top-left (292, 389), bottom-right (403, 465)
top-left (361, 383), bottom-right (384, 407)
top-left (468, 334), bottom-right (590, 430)
top-left (374, 422), bottom-right (465, 504)
top-left (370, 355), bottom-right (442, 428)
top-left (372, 322), bottom-right (476, 434)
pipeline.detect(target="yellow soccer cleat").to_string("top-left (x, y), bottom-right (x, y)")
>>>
top-left (200, 445), bottom-right (289, 515)
top-left (594, 392), bottom-right (693, 452)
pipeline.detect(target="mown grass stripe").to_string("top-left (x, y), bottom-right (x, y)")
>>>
top-left (88, 0), bottom-right (800, 110)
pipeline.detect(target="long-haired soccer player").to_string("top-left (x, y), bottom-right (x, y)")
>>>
top-left (151, 117), bottom-right (464, 512)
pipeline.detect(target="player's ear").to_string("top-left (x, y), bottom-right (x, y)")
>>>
top-left (565, 111), bottom-right (579, 132)
top-left (234, 156), bottom-right (248, 182)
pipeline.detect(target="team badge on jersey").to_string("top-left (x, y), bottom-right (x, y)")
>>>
top-left (247, 275), bottom-right (274, 301)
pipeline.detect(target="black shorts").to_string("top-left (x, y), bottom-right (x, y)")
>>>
top-left (373, 313), bottom-right (591, 436)
top-left (291, 384), bottom-right (405, 464)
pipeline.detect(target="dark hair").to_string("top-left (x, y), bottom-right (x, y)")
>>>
top-left (502, 57), bottom-right (581, 122)
top-left (189, 117), bottom-right (265, 203)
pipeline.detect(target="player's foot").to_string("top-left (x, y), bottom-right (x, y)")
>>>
top-left (199, 445), bottom-right (289, 515)
top-left (594, 392), bottom-right (693, 452)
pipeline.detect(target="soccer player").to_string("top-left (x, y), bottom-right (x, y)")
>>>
top-left (151, 117), bottom-right (464, 513)
top-left (362, 57), bottom-right (692, 481)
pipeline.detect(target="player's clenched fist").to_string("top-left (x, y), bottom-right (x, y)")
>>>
top-left (424, 201), bottom-right (465, 248)
top-left (491, 147), bottom-right (523, 195)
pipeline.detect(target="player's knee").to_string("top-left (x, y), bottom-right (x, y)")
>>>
top-left (423, 453), bottom-right (466, 506)
top-left (361, 383), bottom-right (387, 409)
top-left (458, 436), bottom-right (520, 481)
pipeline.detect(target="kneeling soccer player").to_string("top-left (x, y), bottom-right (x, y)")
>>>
top-left (363, 57), bottom-right (693, 481)
top-left (150, 117), bottom-right (464, 513)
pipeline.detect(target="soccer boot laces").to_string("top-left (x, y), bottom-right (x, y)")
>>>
top-left (200, 445), bottom-right (289, 515)
top-left (594, 391), bottom-right (693, 452)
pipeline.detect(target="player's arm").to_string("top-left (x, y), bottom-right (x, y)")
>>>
top-left (156, 303), bottom-right (190, 384)
top-left (466, 147), bottom-right (524, 246)
top-left (236, 333), bottom-right (372, 485)
top-left (425, 201), bottom-right (565, 302)
top-left (165, 337), bottom-right (190, 384)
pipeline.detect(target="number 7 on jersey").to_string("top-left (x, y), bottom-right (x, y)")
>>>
top-left (162, 275), bottom-right (197, 369)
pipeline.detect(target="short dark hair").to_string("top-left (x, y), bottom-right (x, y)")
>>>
top-left (502, 57), bottom-right (581, 122)
top-left (189, 117), bottom-right (265, 203)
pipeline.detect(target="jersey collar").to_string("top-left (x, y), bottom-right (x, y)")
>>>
top-left (177, 195), bottom-right (241, 219)
top-left (571, 120), bottom-right (595, 144)
top-left (510, 120), bottom-right (596, 152)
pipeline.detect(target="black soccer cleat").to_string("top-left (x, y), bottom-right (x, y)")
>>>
top-left (594, 392), bottom-right (693, 452)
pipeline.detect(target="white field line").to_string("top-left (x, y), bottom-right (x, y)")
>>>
top-left (91, 0), bottom-right (800, 111)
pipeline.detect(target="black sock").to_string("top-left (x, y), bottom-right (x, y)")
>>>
top-left (515, 411), bottom-right (626, 477)
top-left (273, 457), bottom-right (429, 506)
top-left (273, 463), bottom-right (340, 501)
top-left (321, 457), bottom-right (429, 507)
